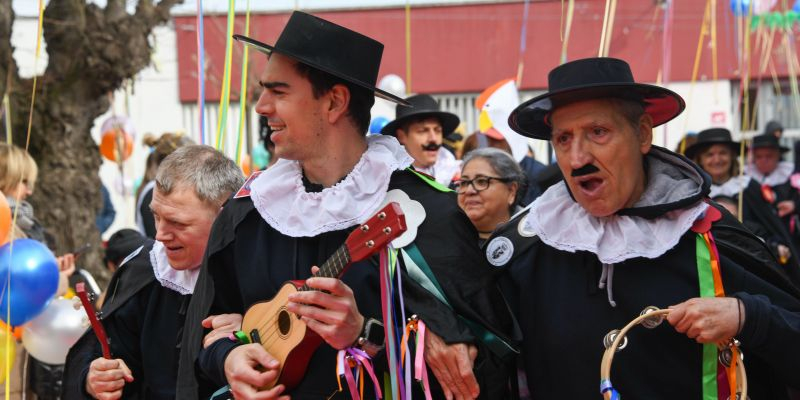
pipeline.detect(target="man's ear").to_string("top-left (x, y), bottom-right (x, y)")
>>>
top-left (396, 129), bottom-right (407, 145)
top-left (637, 113), bottom-right (654, 154)
top-left (326, 84), bottom-right (350, 124)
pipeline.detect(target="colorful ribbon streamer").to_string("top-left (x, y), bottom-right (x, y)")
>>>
top-left (215, 0), bottom-right (236, 151)
top-left (196, 0), bottom-right (206, 145)
top-left (337, 347), bottom-right (383, 400)
top-left (235, 0), bottom-right (251, 165)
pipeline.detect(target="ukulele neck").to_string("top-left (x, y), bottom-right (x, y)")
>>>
top-left (299, 246), bottom-right (352, 291)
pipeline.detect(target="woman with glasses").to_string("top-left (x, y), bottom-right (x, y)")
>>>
top-left (457, 148), bottom-right (527, 243)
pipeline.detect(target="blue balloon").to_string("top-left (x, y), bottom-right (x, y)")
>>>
top-left (0, 239), bottom-right (58, 326)
top-left (730, 0), bottom-right (750, 15)
top-left (369, 116), bottom-right (390, 135)
top-left (794, 0), bottom-right (800, 12)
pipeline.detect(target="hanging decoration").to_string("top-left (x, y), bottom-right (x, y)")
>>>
top-left (197, 0), bottom-right (207, 145)
top-left (215, 0), bottom-right (237, 151)
top-left (235, 0), bottom-right (251, 165)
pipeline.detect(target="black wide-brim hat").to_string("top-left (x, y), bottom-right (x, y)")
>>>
top-left (749, 133), bottom-right (789, 153)
top-left (380, 94), bottom-right (460, 136)
top-left (684, 127), bottom-right (741, 160)
top-left (233, 11), bottom-right (408, 106)
top-left (508, 58), bottom-right (685, 140)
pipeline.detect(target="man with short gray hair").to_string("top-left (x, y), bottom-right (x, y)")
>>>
top-left (62, 145), bottom-right (244, 400)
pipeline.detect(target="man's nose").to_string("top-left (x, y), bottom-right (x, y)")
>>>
top-left (568, 137), bottom-right (592, 169)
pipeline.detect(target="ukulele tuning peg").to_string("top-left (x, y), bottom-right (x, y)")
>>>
top-left (378, 212), bottom-right (386, 220)
top-left (361, 225), bottom-right (370, 232)
top-left (383, 227), bottom-right (392, 234)
top-left (96, 311), bottom-right (104, 320)
top-left (88, 292), bottom-right (96, 302)
top-left (366, 240), bottom-right (375, 248)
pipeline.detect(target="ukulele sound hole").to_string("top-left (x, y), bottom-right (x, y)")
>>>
top-left (278, 309), bottom-right (292, 337)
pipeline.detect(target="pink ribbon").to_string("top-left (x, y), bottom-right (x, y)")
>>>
top-left (414, 320), bottom-right (432, 400)
top-left (337, 347), bottom-right (383, 400)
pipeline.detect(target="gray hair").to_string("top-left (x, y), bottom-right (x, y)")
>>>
top-left (461, 147), bottom-right (527, 208)
top-left (155, 145), bottom-right (245, 207)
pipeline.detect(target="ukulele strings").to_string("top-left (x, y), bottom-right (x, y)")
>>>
top-left (253, 247), bottom-right (351, 347)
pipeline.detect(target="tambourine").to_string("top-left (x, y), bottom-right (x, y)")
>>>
top-left (600, 306), bottom-right (747, 399)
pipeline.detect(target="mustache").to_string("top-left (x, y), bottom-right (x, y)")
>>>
top-left (421, 142), bottom-right (441, 151)
top-left (571, 164), bottom-right (600, 177)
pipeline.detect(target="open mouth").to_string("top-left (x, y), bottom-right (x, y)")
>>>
top-left (576, 176), bottom-right (605, 196)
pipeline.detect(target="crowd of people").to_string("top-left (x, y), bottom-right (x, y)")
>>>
top-left (0, 9), bottom-right (796, 400)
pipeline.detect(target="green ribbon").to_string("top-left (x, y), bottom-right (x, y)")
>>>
top-left (400, 244), bottom-right (517, 360)
top-left (695, 234), bottom-right (718, 400)
top-left (407, 168), bottom-right (452, 193)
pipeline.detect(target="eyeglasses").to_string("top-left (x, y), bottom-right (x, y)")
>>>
top-left (455, 176), bottom-right (511, 194)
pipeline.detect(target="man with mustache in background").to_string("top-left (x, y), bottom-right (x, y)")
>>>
top-left (382, 94), bottom-right (462, 186)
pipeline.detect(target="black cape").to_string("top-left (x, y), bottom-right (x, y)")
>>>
top-left (62, 240), bottom-right (194, 400)
top-left (494, 148), bottom-right (800, 399)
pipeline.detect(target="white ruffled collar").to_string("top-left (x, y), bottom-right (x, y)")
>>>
top-left (745, 161), bottom-right (794, 186)
top-left (524, 182), bottom-right (708, 264)
top-left (149, 241), bottom-right (199, 295)
top-left (416, 147), bottom-right (461, 186)
top-left (251, 135), bottom-right (414, 237)
top-left (709, 175), bottom-right (752, 198)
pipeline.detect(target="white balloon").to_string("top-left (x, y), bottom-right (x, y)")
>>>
top-left (377, 74), bottom-right (406, 97)
top-left (22, 298), bottom-right (87, 365)
top-left (100, 115), bottom-right (136, 139)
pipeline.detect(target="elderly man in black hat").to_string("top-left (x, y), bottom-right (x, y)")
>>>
top-left (177, 11), bottom-right (515, 400)
top-left (487, 57), bottom-right (800, 398)
top-left (382, 94), bottom-right (462, 186)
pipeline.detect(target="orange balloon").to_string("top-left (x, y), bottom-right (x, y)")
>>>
top-left (0, 195), bottom-right (10, 246)
top-left (241, 154), bottom-right (252, 177)
top-left (100, 129), bottom-right (134, 162)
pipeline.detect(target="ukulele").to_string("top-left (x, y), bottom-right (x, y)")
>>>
top-left (241, 202), bottom-right (406, 390)
top-left (75, 282), bottom-right (112, 359)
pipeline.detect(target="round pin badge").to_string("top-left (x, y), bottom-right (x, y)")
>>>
top-left (486, 236), bottom-right (514, 267)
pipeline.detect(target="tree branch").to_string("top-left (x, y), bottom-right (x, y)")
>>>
top-left (0, 0), bottom-right (18, 98)
top-left (104, 0), bottom-right (127, 22)
top-left (42, 0), bottom-right (86, 82)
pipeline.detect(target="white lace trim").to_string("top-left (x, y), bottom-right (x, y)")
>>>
top-left (745, 161), bottom-right (794, 187)
top-left (709, 175), bottom-right (752, 198)
top-left (250, 135), bottom-right (414, 237)
top-left (416, 147), bottom-right (461, 186)
top-left (149, 241), bottom-right (199, 295)
top-left (523, 182), bottom-right (708, 264)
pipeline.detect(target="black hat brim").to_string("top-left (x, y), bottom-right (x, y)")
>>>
top-left (508, 83), bottom-right (685, 140)
top-left (234, 34), bottom-right (410, 106)
top-left (684, 140), bottom-right (742, 160)
top-left (380, 111), bottom-right (460, 136)
top-left (749, 143), bottom-right (790, 153)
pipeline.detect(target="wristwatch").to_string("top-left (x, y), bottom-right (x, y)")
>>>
top-left (356, 318), bottom-right (385, 356)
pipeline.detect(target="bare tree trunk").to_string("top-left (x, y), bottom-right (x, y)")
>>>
top-left (0, 0), bottom-right (182, 286)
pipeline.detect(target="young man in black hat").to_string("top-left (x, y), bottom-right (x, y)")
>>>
top-left (489, 57), bottom-right (800, 398)
top-left (177, 11), bottom-right (515, 400)
top-left (381, 94), bottom-right (462, 186)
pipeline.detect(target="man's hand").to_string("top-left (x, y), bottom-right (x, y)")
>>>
top-left (668, 297), bottom-right (743, 344)
top-left (777, 200), bottom-right (795, 217)
top-left (285, 266), bottom-right (364, 350)
top-left (224, 344), bottom-right (288, 400)
top-left (56, 253), bottom-right (77, 296)
top-left (202, 313), bottom-right (243, 348)
top-left (85, 358), bottom-right (133, 400)
top-left (424, 329), bottom-right (479, 400)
